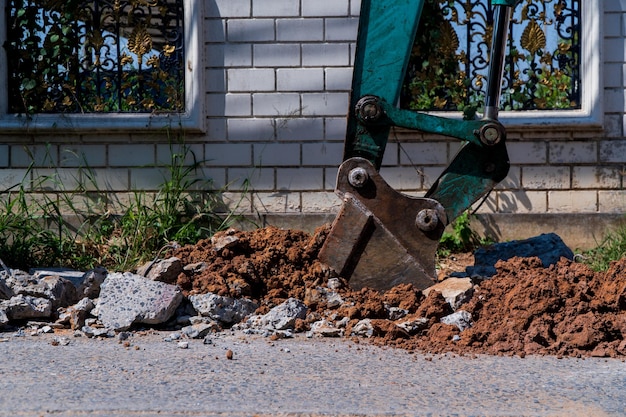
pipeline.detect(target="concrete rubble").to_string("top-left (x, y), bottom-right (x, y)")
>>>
top-left (0, 233), bottom-right (574, 344)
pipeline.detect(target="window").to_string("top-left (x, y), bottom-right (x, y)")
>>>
top-left (0, 0), bottom-right (203, 131)
top-left (402, 0), bottom-right (600, 127)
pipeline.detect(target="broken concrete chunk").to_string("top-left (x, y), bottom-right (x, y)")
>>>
top-left (467, 233), bottom-right (574, 278)
top-left (309, 319), bottom-right (342, 337)
top-left (0, 274), bottom-right (13, 300)
top-left (423, 278), bottom-right (474, 310)
top-left (1, 295), bottom-right (53, 321)
top-left (441, 310), bottom-right (474, 331)
top-left (15, 275), bottom-right (78, 309)
top-left (211, 228), bottom-right (240, 252)
top-left (351, 319), bottom-right (374, 338)
top-left (188, 292), bottom-right (257, 325)
top-left (136, 257), bottom-right (183, 284)
top-left (397, 317), bottom-right (429, 335)
top-left (262, 298), bottom-right (308, 330)
top-left (97, 272), bottom-right (183, 331)
top-left (76, 267), bottom-right (108, 299)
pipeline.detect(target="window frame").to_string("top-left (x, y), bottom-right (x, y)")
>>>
top-left (0, 0), bottom-right (204, 133)
top-left (424, 1), bottom-right (602, 130)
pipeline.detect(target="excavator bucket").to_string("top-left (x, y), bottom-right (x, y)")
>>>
top-left (318, 158), bottom-right (446, 291)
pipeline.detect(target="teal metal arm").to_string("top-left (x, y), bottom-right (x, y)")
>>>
top-left (343, 0), bottom-right (515, 224)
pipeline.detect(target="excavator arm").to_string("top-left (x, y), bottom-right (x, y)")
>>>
top-left (319, 0), bottom-right (517, 290)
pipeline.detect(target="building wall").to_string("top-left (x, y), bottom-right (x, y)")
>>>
top-left (0, 0), bottom-right (624, 248)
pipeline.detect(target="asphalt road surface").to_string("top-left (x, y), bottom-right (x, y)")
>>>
top-left (0, 330), bottom-right (625, 416)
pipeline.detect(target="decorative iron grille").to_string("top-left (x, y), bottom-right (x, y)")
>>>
top-left (402, 0), bottom-right (580, 114)
top-left (6, 0), bottom-right (185, 114)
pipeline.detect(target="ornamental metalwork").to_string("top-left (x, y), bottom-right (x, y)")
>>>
top-left (6, 0), bottom-right (185, 114)
top-left (402, 0), bottom-right (580, 113)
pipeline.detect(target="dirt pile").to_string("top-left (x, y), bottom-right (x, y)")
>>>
top-left (172, 226), bottom-right (626, 358)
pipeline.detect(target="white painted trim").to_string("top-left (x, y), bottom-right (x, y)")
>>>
top-left (430, 1), bottom-right (603, 131)
top-left (0, 0), bottom-right (205, 134)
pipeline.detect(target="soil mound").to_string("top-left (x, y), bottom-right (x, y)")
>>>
top-left (172, 226), bottom-right (626, 357)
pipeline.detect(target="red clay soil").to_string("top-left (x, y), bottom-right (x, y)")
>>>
top-left (172, 226), bottom-right (626, 358)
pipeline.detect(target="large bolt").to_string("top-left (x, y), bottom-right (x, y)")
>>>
top-left (478, 122), bottom-right (505, 146)
top-left (415, 209), bottom-right (439, 232)
top-left (355, 96), bottom-right (383, 123)
top-left (348, 167), bottom-right (369, 188)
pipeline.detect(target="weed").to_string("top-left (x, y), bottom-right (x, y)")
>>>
top-left (437, 211), bottom-right (492, 257)
top-left (579, 227), bottom-right (626, 272)
top-left (0, 140), bottom-right (241, 272)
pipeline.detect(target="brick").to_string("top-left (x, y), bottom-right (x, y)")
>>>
top-left (325, 17), bottom-right (359, 41)
top-left (227, 19), bottom-right (274, 42)
top-left (604, 38), bottom-right (625, 63)
top-left (11, 145), bottom-right (58, 168)
top-left (228, 167), bottom-right (275, 191)
top-left (325, 117), bottom-right (347, 140)
top-left (276, 167), bottom-right (325, 190)
top-left (214, 0), bottom-right (250, 18)
top-left (224, 93), bottom-right (252, 117)
top-left (422, 166), bottom-right (445, 190)
top-left (548, 191), bottom-right (597, 213)
top-left (220, 192), bottom-right (253, 214)
top-left (351, 0), bottom-right (362, 15)
top-left (550, 141), bottom-right (597, 164)
top-left (381, 143), bottom-right (399, 166)
top-left (156, 144), bottom-right (204, 166)
top-left (604, 63), bottom-right (623, 87)
top-left (253, 143), bottom-right (300, 166)
top-left (253, 44), bottom-right (300, 67)
top-left (205, 19), bottom-right (226, 43)
top-left (605, 12), bottom-right (622, 37)
top-left (206, 119), bottom-right (228, 140)
top-left (277, 118), bottom-right (325, 142)
top-left (59, 145), bottom-right (107, 168)
top-left (471, 194), bottom-right (497, 214)
top-left (85, 168), bottom-right (129, 191)
top-left (604, 1), bottom-right (626, 12)
top-left (399, 142), bottom-right (448, 165)
top-left (253, 192), bottom-right (301, 213)
top-left (301, 93), bottom-right (349, 116)
top-left (277, 68), bottom-right (324, 91)
top-left (206, 44), bottom-right (252, 67)
top-left (573, 166), bottom-right (622, 189)
top-left (496, 166), bottom-right (521, 190)
top-left (302, 44), bottom-right (351, 66)
top-left (206, 69), bottom-right (227, 93)
top-left (0, 145), bottom-right (8, 168)
top-left (522, 166), bottom-right (570, 189)
top-left (604, 114), bottom-right (623, 137)
top-left (495, 190), bottom-right (547, 214)
top-left (600, 140), bottom-right (626, 163)
top-left (253, 93), bottom-right (301, 116)
top-left (277, 19), bottom-right (323, 41)
top-left (301, 191), bottom-right (343, 212)
top-left (604, 89), bottom-right (625, 113)
top-left (227, 69), bottom-right (275, 92)
top-left (253, 0), bottom-right (299, 17)
top-left (599, 190), bottom-right (626, 212)
top-left (506, 142), bottom-right (547, 164)
top-left (302, 0), bottom-right (349, 17)
top-left (378, 166), bottom-right (423, 191)
top-left (205, 143), bottom-right (252, 166)
top-left (302, 142), bottom-right (343, 166)
top-left (325, 167), bottom-right (339, 190)
top-left (109, 144), bottom-right (154, 167)
top-left (325, 67), bottom-right (353, 91)
top-left (228, 118), bottom-right (276, 141)
top-left (201, 168), bottom-right (228, 190)
top-left (130, 167), bottom-right (168, 190)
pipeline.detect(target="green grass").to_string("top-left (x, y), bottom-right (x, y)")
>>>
top-left (579, 227), bottom-right (626, 272)
top-left (0, 141), bottom-right (242, 272)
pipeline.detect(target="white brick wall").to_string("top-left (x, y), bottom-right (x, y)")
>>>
top-left (0, 0), bottom-right (624, 225)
